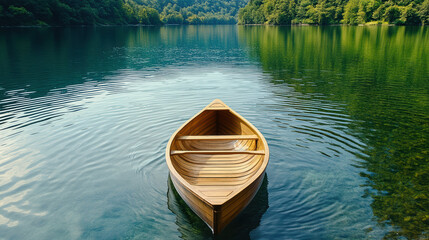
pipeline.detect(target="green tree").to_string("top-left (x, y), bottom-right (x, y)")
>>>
top-left (147, 8), bottom-right (161, 24)
top-left (384, 5), bottom-right (401, 23)
top-left (344, 0), bottom-right (361, 24)
top-left (357, 0), bottom-right (380, 23)
top-left (265, 0), bottom-right (296, 25)
top-left (296, 0), bottom-right (313, 21)
top-left (238, 0), bottom-right (423, 25)
top-left (163, 11), bottom-right (184, 24)
top-left (137, 7), bottom-right (149, 24)
top-left (372, 2), bottom-right (389, 20)
top-left (51, 2), bottom-right (73, 25)
top-left (253, 7), bottom-right (266, 23)
top-left (0, 0), bottom-right (163, 26)
top-left (7, 5), bottom-right (34, 25)
top-left (418, 0), bottom-right (429, 24)
top-left (311, 0), bottom-right (336, 24)
top-left (400, 4), bottom-right (420, 24)
top-left (79, 7), bottom-right (97, 24)
top-left (187, 14), bottom-right (202, 24)
top-left (0, 0), bottom-right (424, 26)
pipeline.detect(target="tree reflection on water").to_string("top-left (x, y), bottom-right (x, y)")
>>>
top-left (238, 25), bottom-right (429, 239)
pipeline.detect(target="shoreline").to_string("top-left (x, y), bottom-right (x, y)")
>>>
top-left (239, 23), bottom-right (410, 27)
top-left (1, 23), bottom-right (425, 28)
top-left (0, 24), bottom-right (161, 28)
top-left (0, 23), bottom-right (240, 28)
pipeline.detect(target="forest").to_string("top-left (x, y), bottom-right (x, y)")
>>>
top-left (0, 0), bottom-right (246, 26)
top-left (0, 0), bottom-right (427, 26)
top-left (139, 0), bottom-right (247, 24)
top-left (238, 0), bottom-right (428, 25)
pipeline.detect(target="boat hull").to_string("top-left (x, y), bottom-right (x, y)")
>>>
top-left (170, 171), bottom-right (265, 234)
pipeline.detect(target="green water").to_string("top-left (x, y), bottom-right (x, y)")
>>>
top-left (0, 25), bottom-right (428, 239)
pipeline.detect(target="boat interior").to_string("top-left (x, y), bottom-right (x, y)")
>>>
top-left (170, 109), bottom-right (266, 200)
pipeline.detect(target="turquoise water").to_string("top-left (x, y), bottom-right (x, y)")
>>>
top-left (0, 26), bottom-right (428, 239)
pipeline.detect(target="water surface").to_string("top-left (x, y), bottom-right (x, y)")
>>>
top-left (0, 25), bottom-right (428, 239)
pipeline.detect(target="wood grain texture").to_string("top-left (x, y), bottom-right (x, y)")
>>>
top-left (165, 99), bottom-right (269, 234)
top-left (171, 150), bottom-right (265, 155)
top-left (177, 135), bottom-right (258, 140)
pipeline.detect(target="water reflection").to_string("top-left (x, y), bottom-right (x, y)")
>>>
top-left (0, 25), bottom-right (427, 239)
top-left (238, 25), bottom-right (429, 239)
top-left (167, 174), bottom-right (269, 239)
top-left (0, 25), bottom-right (243, 99)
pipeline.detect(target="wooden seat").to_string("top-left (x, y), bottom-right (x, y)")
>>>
top-left (177, 135), bottom-right (258, 140)
top-left (171, 150), bottom-right (265, 155)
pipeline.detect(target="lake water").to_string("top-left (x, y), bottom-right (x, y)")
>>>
top-left (0, 25), bottom-right (428, 239)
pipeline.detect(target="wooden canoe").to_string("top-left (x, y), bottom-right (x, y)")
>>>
top-left (165, 99), bottom-right (269, 234)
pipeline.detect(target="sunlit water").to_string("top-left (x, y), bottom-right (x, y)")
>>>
top-left (0, 26), bottom-right (428, 239)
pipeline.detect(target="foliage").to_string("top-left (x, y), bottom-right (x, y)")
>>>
top-left (418, 0), bottom-right (429, 24)
top-left (238, 0), bottom-right (297, 24)
top-left (344, 0), bottom-right (361, 24)
top-left (154, 0), bottom-right (246, 24)
top-left (6, 5), bottom-right (34, 25)
top-left (239, 0), bottom-right (426, 24)
top-left (384, 5), bottom-right (401, 23)
top-left (0, 0), bottom-right (162, 26)
top-left (1, 0), bottom-right (425, 26)
top-left (400, 4), bottom-right (421, 25)
top-left (0, 0), bottom-right (245, 26)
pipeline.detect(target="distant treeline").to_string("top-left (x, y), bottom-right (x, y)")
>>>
top-left (238, 0), bottom-right (429, 25)
top-left (0, 0), bottom-right (427, 26)
top-left (0, 0), bottom-right (161, 26)
top-left (0, 0), bottom-right (247, 26)
top-left (141, 0), bottom-right (247, 24)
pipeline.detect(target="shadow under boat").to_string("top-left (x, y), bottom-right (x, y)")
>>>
top-left (167, 173), bottom-right (269, 239)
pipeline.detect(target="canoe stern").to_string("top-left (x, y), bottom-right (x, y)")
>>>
top-left (212, 170), bottom-right (266, 234)
top-left (170, 173), bottom-right (215, 229)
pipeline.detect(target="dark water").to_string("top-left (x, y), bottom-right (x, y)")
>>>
top-left (0, 25), bottom-right (428, 239)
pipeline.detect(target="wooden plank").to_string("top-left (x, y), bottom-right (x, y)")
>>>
top-left (216, 173), bottom-right (265, 232)
top-left (177, 135), bottom-right (258, 140)
top-left (206, 99), bottom-right (229, 110)
top-left (171, 174), bottom-right (214, 226)
top-left (171, 150), bottom-right (265, 155)
top-left (200, 190), bottom-right (233, 197)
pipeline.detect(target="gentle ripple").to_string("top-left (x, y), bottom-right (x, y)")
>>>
top-left (0, 25), bottom-right (428, 239)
